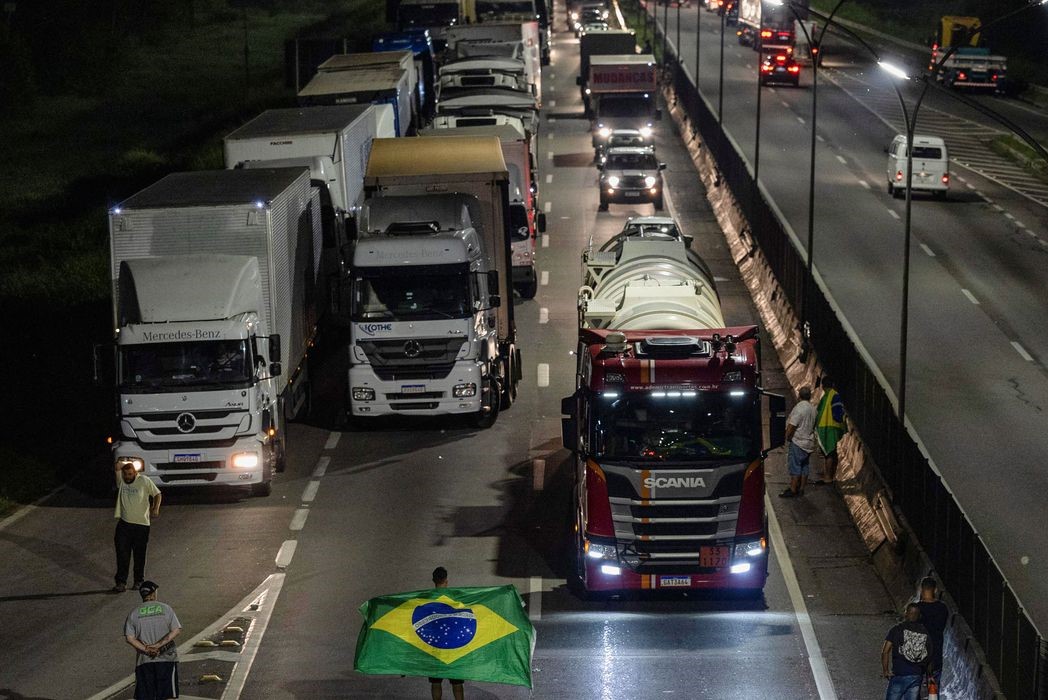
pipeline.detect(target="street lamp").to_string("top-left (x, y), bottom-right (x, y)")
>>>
top-left (717, 1), bottom-right (726, 121)
top-left (695, 0), bottom-right (701, 92)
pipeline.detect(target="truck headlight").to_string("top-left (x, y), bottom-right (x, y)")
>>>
top-left (598, 127), bottom-right (612, 138)
top-left (644, 175), bottom-right (657, 187)
top-left (117, 457), bottom-right (144, 472)
top-left (231, 452), bottom-right (259, 469)
top-left (453, 383), bottom-right (477, 398)
top-left (734, 538), bottom-right (766, 559)
top-left (585, 541), bottom-right (617, 560)
top-left (607, 175), bottom-right (620, 187)
top-left (353, 387), bottom-right (375, 401)
top-left (639, 126), bottom-right (654, 138)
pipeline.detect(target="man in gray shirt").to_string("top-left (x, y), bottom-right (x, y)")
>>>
top-left (780, 386), bottom-right (817, 498)
top-left (124, 580), bottom-right (181, 700)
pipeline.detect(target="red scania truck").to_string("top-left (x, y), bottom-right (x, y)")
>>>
top-left (561, 219), bottom-right (786, 594)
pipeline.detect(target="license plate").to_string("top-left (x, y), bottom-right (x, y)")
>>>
top-left (173, 454), bottom-right (202, 463)
top-left (624, 191), bottom-right (640, 197)
top-left (775, 67), bottom-right (786, 73)
top-left (699, 546), bottom-right (730, 568)
top-left (659, 575), bottom-right (691, 587)
top-left (400, 384), bottom-right (426, 394)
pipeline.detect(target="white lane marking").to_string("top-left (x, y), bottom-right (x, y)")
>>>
top-left (539, 307), bottom-right (549, 324)
top-left (992, 204), bottom-right (1004, 211)
top-left (1004, 212), bottom-right (1015, 220)
top-left (275, 540), bottom-right (297, 569)
top-left (323, 432), bottom-right (340, 451)
top-left (223, 574), bottom-right (287, 699)
top-left (547, 150), bottom-right (554, 161)
top-left (766, 495), bottom-right (838, 700)
top-left (887, 209), bottom-right (900, 220)
top-left (956, 174), bottom-right (966, 182)
top-left (982, 197), bottom-right (994, 204)
top-left (858, 179), bottom-right (870, 190)
top-left (301, 480), bottom-right (320, 503)
top-left (542, 233), bottom-right (550, 248)
top-left (537, 363), bottom-right (550, 387)
top-left (548, 132), bottom-right (554, 140)
top-left (532, 458), bottom-right (546, 491)
top-left (966, 183), bottom-right (976, 189)
top-left (548, 116), bottom-right (557, 123)
top-left (550, 85), bottom-right (556, 93)
top-left (550, 73), bottom-right (555, 79)
top-left (920, 244), bottom-right (936, 257)
top-left (529, 575), bottom-right (544, 621)
top-left (961, 289), bottom-right (980, 305)
top-left (816, 134), bottom-right (825, 143)
top-left (544, 201), bottom-right (552, 213)
top-left (1025, 228), bottom-right (1038, 238)
top-left (289, 508), bottom-right (309, 532)
top-left (1012, 341), bottom-right (1034, 362)
top-left (546, 173), bottom-right (553, 184)
top-left (796, 116), bottom-right (805, 125)
top-left (780, 100), bottom-right (789, 108)
top-left (1016, 221), bottom-right (1027, 229)
top-left (313, 455), bottom-right (330, 478)
top-left (541, 270), bottom-right (549, 285)
top-left (549, 99), bottom-right (557, 107)
top-left (835, 155), bottom-right (847, 165)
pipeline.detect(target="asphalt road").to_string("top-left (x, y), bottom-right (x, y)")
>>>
top-left (656, 4), bottom-right (1048, 633)
top-left (0, 8), bottom-right (912, 700)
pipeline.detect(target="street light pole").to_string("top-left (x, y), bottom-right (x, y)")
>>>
top-left (695, 1), bottom-right (701, 92)
top-left (676, 1), bottom-right (681, 59)
top-left (717, 5), bottom-right (725, 121)
top-left (663, 0), bottom-right (669, 64)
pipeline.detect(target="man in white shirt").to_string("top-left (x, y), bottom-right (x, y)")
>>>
top-left (112, 462), bottom-right (162, 593)
top-left (780, 386), bottom-right (817, 498)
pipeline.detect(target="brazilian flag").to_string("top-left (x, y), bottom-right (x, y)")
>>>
top-left (354, 585), bottom-right (535, 688)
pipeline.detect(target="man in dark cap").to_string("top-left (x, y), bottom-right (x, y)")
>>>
top-left (124, 581), bottom-right (182, 700)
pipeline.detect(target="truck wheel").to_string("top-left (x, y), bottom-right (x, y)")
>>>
top-left (654, 196), bottom-right (665, 211)
top-left (473, 377), bottom-right (501, 429)
top-left (598, 197), bottom-right (609, 212)
top-left (501, 354), bottom-right (518, 410)
top-left (518, 276), bottom-right (538, 299)
top-left (251, 481), bottom-right (272, 497)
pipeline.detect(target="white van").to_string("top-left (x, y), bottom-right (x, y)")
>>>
top-left (886, 134), bottom-right (950, 199)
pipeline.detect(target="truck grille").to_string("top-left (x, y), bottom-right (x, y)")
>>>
top-left (358, 338), bottom-right (467, 380)
top-left (385, 391), bottom-right (444, 400)
top-left (373, 364), bottom-right (456, 381)
top-left (133, 410), bottom-right (235, 422)
top-left (617, 175), bottom-right (650, 189)
top-left (631, 522), bottom-right (721, 537)
top-left (156, 460), bottom-right (225, 471)
top-left (391, 401), bottom-right (440, 410)
top-left (159, 473), bottom-right (218, 483)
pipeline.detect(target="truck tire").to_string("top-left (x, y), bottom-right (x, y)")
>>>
top-left (518, 276), bottom-right (538, 299)
top-left (654, 196), bottom-right (665, 211)
top-left (500, 353), bottom-right (517, 410)
top-left (473, 376), bottom-right (501, 429)
top-left (598, 197), bottom-right (609, 212)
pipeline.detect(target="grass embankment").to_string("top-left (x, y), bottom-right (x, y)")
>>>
top-left (990, 134), bottom-right (1048, 183)
top-left (0, 0), bottom-right (387, 518)
top-left (618, 0), bottom-right (661, 61)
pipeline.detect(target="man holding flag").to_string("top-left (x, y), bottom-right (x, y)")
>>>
top-left (428, 567), bottom-right (464, 700)
top-left (354, 570), bottom-right (535, 694)
top-left (815, 376), bottom-right (847, 485)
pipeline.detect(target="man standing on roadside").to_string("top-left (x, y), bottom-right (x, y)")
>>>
top-left (779, 386), bottom-right (817, 498)
top-left (882, 603), bottom-right (933, 700)
top-left (112, 461), bottom-right (162, 593)
top-left (917, 577), bottom-right (949, 686)
top-left (814, 376), bottom-right (847, 485)
top-left (428, 566), bottom-right (465, 700)
top-left (125, 581), bottom-right (181, 700)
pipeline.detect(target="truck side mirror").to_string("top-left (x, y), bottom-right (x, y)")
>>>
top-left (269, 334), bottom-right (282, 364)
top-left (763, 391), bottom-right (787, 453)
top-left (537, 212), bottom-right (547, 233)
top-left (683, 234), bottom-right (694, 247)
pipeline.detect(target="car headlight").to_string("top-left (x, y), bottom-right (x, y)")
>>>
top-left (571, 11), bottom-right (578, 20)
top-left (639, 126), bottom-right (653, 138)
top-left (734, 538), bottom-right (766, 559)
top-left (598, 127), bottom-right (612, 138)
top-left (453, 383), bottom-right (477, 398)
top-left (607, 175), bottom-right (620, 187)
top-left (231, 452), bottom-right (259, 469)
top-left (117, 457), bottom-right (144, 472)
top-left (644, 175), bottom-right (657, 187)
top-left (352, 387), bottom-right (375, 401)
top-left (586, 541), bottom-right (617, 559)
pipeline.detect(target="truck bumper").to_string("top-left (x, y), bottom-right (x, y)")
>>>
top-left (583, 557), bottom-right (768, 592)
top-left (114, 437), bottom-right (265, 489)
top-left (349, 362), bottom-right (484, 417)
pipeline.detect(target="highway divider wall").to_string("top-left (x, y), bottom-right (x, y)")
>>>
top-left (641, 9), bottom-right (1047, 699)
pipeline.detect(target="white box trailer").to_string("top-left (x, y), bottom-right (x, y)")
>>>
top-left (107, 168), bottom-right (322, 494)
top-left (298, 67), bottom-right (412, 137)
top-left (318, 51), bottom-right (422, 130)
top-left (443, 22), bottom-right (542, 102)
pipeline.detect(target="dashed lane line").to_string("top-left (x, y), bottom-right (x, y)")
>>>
top-left (542, 233), bottom-right (550, 248)
top-left (796, 116), bottom-right (805, 125)
top-left (539, 307), bottom-right (549, 324)
top-left (301, 480), bottom-right (320, 503)
top-left (275, 540), bottom-right (297, 569)
top-left (920, 244), bottom-right (936, 257)
top-left (1012, 341), bottom-right (1035, 362)
top-left (858, 179), bottom-right (870, 190)
top-left (887, 209), bottom-right (900, 220)
top-left (546, 173), bottom-right (553, 183)
top-left (835, 155), bottom-right (847, 165)
top-left (541, 270), bottom-right (549, 285)
top-left (529, 576), bottom-right (544, 622)
top-left (537, 363), bottom-right (550, 387)
top-left (323, 432), bottom-right (340, 450)
top-left (961, 289), bottom-right (980, 305)
top-left (289, 508), bottom-right (309, 532)
top-left (816, 134), bottom-right (825, 143)
top-left (544, 201), bottom-right (552, 213)
top-left (313, 456), bottom-right (330, 478)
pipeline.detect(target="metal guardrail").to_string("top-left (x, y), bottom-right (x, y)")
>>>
top-left (650, 23), bottom-right (1047, 699)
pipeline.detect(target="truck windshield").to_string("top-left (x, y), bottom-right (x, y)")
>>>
top-left (398, 3), bottom-right (458, 26)
top-left (353, 265), bottom-right (473, 321)
top-left (605, 152), bottom-right (659, 170)
top-left (599, 97), bottom-right (651, 118)
top-left (592, 391), bottom-right (760, 462)
top-left (477, 0), bottom-right (536, 14)
top-left (119, 340), bottom-right (253, 391)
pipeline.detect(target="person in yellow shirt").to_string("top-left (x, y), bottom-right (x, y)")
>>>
top-left (814, 376), bottom-right (847, 485)
top-left (111, 462), bottom-right (162, 593)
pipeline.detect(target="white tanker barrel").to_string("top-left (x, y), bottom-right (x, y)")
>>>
top-left (580, 238), bottom-right (725, 330)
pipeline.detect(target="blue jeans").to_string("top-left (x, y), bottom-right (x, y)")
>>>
top-left (787, 442), bottom-right (811, 476)
top-left (885, 674), bottom-right (922, 700)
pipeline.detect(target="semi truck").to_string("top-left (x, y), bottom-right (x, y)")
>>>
top-left (737, 0), bottom-right (799, 51)
top-left (318, 52), bottom-right (423, 131)
top-left (297, 67), bottom-right (413, 137)
top-left (423, 124), bottom-right (545, 298)
top-left (348, 136), bottom-right (521, 426)
top-left (561, 222), bottom-right (786, 594)
top-left (930, 16), bottom-right (1007, 93)
top-left (444, 22), bottom-right (542, 102)
top-left (586, 54), bottom-right (659, 150)
top-left (436, 87), bottom-right (540, 137)
top-left (373, 29), bottom-right (438, 119)
top-left (578, 29), bottom-right (637, 108)
top-left (106, 168), bottom-right (323, 497)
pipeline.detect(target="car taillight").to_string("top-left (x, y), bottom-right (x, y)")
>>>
top-left (896, 170), bottom-right (904, 181)
top-left (942, 173), bottom-right (950, 184)
top-left (735, 460), bottom-right (765, 537)
top-left (760, 29), bottom-right (772, 38)
top-left (584, 459), bottom-right (615, 538)
top-left (788, 66), bottom-right (800, 73)
top-left (992, 74), bottom-right (998, 81)
top-left (775, 54), bottom-right (786, 63)
top-left (958, 71), bottom-right (967, 80)
top-left (761, 65), bottom-right (773, 72)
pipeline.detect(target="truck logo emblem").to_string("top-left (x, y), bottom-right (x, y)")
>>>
top-left (643, 476), bottom-right (706, 489)
top-left (358, 323), bottom-right (393, 336)
top-left (176, 412), bottom-right (197, 433)
top-left (403, 340), bottom-right (423, 358)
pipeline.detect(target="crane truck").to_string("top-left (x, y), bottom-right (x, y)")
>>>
top-left (348, 136), bottom-right (521, 427)
top-left (561, 220), bottom-right (786, 594)
top-left (930, 16), bottom-right (1007, 94)
top-left (105, 168), bottom-right (322, 497)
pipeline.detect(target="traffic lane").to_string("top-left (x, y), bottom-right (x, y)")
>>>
top-left (0, 418), bottom-right (327, 697)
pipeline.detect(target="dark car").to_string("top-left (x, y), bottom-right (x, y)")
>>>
top-left (760, 52), bottom-right (801, 86)
top-left (598, 147), bottom-right (666, 211)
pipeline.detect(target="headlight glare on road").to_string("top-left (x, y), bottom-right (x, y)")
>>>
top-left (644, 175), bottom-right (657, 188)
top-left (231, 452), bottom-right (259, 469)
top-left (453, 383), bottom-right (477, 398)
top-left (607, 175), bottom-right (620, 187)
top-left (353, 387), bottom-right (375, 401)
